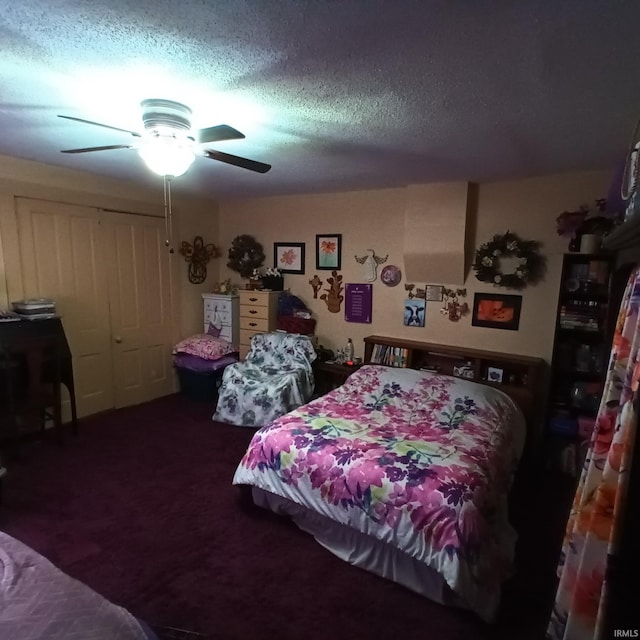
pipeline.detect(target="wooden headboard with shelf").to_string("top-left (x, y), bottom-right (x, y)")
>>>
top-left (363, 335), bottom-right (546, 449)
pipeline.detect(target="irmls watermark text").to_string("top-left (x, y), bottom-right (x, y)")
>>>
top-left (614, 631), bottom-right (639, 638)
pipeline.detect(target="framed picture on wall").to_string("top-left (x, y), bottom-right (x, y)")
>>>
top-left (425, 284), bottom-right (443, 301)
top-left (404, 298), bottom-right (426, 327)
top-left (471, 293), bottom-right (522, 330)
top-left (316, 234), bottom-right (342, 270)
top-left (274, 242), bottom-right (306, 274)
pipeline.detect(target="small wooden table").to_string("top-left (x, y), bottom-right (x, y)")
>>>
top-left (313, 361), bottom-right (362, 396)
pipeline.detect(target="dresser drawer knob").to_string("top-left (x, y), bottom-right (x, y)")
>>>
top-left (249, 322), bottom-right (257, 327)
top-left (249, 309), bottom-right (258, 314)
top-left (249, 297), bottom-right (258, 302)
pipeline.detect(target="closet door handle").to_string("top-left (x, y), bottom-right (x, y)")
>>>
top-left (114, 336), bottom-right (123, 344)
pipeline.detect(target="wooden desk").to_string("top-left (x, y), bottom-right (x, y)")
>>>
top-left (0, 317), bottom-right (78, 436)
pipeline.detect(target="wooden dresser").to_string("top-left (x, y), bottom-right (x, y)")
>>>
top-left (239, 289), bottom-right (280, 359)
top-left (201, 294), bottom-right (239, 348)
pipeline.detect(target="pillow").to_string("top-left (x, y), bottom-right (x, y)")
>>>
top-left (174, 334), bottom-right (235, 360)
top-left (207, 322), bottom-right (222, 337)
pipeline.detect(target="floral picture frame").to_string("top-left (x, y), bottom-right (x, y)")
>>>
top-left (316, 234), bottom-right (342, 270)
top-left (274, 242), bottom-right (306, 274)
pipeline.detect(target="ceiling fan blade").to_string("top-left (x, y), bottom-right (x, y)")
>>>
top-left (197, 124), bottom-right (245, 144)
top-left (203, 149), bottom-right (271, 173)
top-left (61, 144), bottom-right (134, 154)
top-left (58, 115), bottom-right (142, 137)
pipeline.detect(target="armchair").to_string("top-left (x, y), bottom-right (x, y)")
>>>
top-left (213, 332), bottom-right (317, 427)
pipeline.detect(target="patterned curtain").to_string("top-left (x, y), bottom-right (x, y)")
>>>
top-left (548, 266), bottom-right (640, 639)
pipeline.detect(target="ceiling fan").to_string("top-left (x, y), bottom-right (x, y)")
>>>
top-left (57, 98), bottom-right (271, 176)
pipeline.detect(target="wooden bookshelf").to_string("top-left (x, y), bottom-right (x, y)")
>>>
top-left (363, 335), bottom-right (545, 447)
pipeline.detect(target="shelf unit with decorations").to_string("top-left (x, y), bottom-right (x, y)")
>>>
top-left (363, 335), bottom-right (545, 451)
top-left (545, 252), bottom-right (621, 476)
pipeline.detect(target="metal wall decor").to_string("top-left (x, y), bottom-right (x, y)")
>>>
top-left (404, 284), bottom-right (426, 300)
top-left (354, 249), bottom-right (388, 282)
top-left (179, 236), bottom-right (220, 284)
top-left (309, 275), bottom-right (323, 298)
top-left (440, 287), bottom-right (469, 322)
top-left (320, 270), bottom-right (344, 313)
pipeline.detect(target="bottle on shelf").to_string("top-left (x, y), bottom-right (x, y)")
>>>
top-left (345, 338), bottom-right (354, 362)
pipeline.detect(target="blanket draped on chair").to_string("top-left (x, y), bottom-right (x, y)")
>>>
top-left (213, 332), bottom-right (317, 427)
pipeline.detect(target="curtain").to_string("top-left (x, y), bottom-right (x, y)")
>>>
top-left (547, 266), bottom-right (640, 640)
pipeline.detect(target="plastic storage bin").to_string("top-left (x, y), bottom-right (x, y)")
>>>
top-left (176, 367), bottom-right (222, 402)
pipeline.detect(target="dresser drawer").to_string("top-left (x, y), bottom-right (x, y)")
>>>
top-left (204, 309), bottom-right (231, 326)
top-left (240, 316), bottom-right (269, 332)
top-left (204, 297), bottom-right (233, 314)
top-left (239, 290), bottom-right (270, 307)
top-left (239, 304), bottom-right (270, 320)
top-left (240, 328), bottom-right (264, 346)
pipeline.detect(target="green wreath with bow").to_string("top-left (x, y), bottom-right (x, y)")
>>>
top-left (472, 231), bottom-right (544, 290)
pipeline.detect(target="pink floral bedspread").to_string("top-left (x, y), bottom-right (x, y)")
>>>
top-left (0, 531), bottom-right (148, 640)
top-left (233, 365), bottom-right (526, 619)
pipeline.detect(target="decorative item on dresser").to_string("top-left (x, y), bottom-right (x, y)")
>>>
top-left (201, 293), bottom-right (239, 348)
top-left (545, 252), bottom-right (624, 476)
top-left (238, 289), bottom-right (280, 359)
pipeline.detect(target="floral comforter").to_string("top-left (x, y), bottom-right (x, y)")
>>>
top-left (233, 365), bottom-right (526, 620)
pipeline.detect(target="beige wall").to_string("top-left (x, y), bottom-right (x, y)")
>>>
top-left (0, 154), bottom-right (218, 338)
top-left (0, 155), bottom-right (613, 366)
top-left (218, 169), bottom-right (612, 365)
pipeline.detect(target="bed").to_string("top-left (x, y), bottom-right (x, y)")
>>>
top-left (0, 531), bottom-right (157, 639)
top-left (232, 364), bottom-right (527, 622)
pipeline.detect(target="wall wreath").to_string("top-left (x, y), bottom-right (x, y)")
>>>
top-left (472, 231), bottom-right (544, 290)
top-left (227, 234), bottom-right (265, 278)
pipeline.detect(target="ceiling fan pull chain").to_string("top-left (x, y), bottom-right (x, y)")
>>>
top-left (163, 175), bottom-right (174, 253)
top-left (167, 177), bottom-right (174, 254)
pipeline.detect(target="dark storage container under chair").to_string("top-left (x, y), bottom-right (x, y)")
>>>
top-left (174, 353), bottom-right (238, 403)
top-left (176, 367), bottom-right (222, 402)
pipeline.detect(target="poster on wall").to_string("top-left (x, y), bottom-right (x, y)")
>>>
top-left (404, 298), bottom-right (426, 327)
top-left (345, 283), bottom-right (372, 323)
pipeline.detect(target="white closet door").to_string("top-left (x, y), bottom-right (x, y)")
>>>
top-left (15, 198), bottom-right (114, 418)
top-left (102, 211), bottom-right (175, 409)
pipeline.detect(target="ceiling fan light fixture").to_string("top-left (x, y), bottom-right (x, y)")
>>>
top-left (58, 97), bottom-right (269, 175)
top-left (138, 135), bottom-right (195, 177)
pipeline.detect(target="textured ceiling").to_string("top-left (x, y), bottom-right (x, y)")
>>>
top-left (1, 1), bottom-right (640, 201)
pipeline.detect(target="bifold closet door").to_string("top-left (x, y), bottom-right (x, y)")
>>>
top-left (15, 198), bottom-right (115, 418)
top-left (102, 211), bottom-right (175, 409)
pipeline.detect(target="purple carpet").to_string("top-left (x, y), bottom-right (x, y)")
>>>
top-left (0, 394), bottom-right (571, 640)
